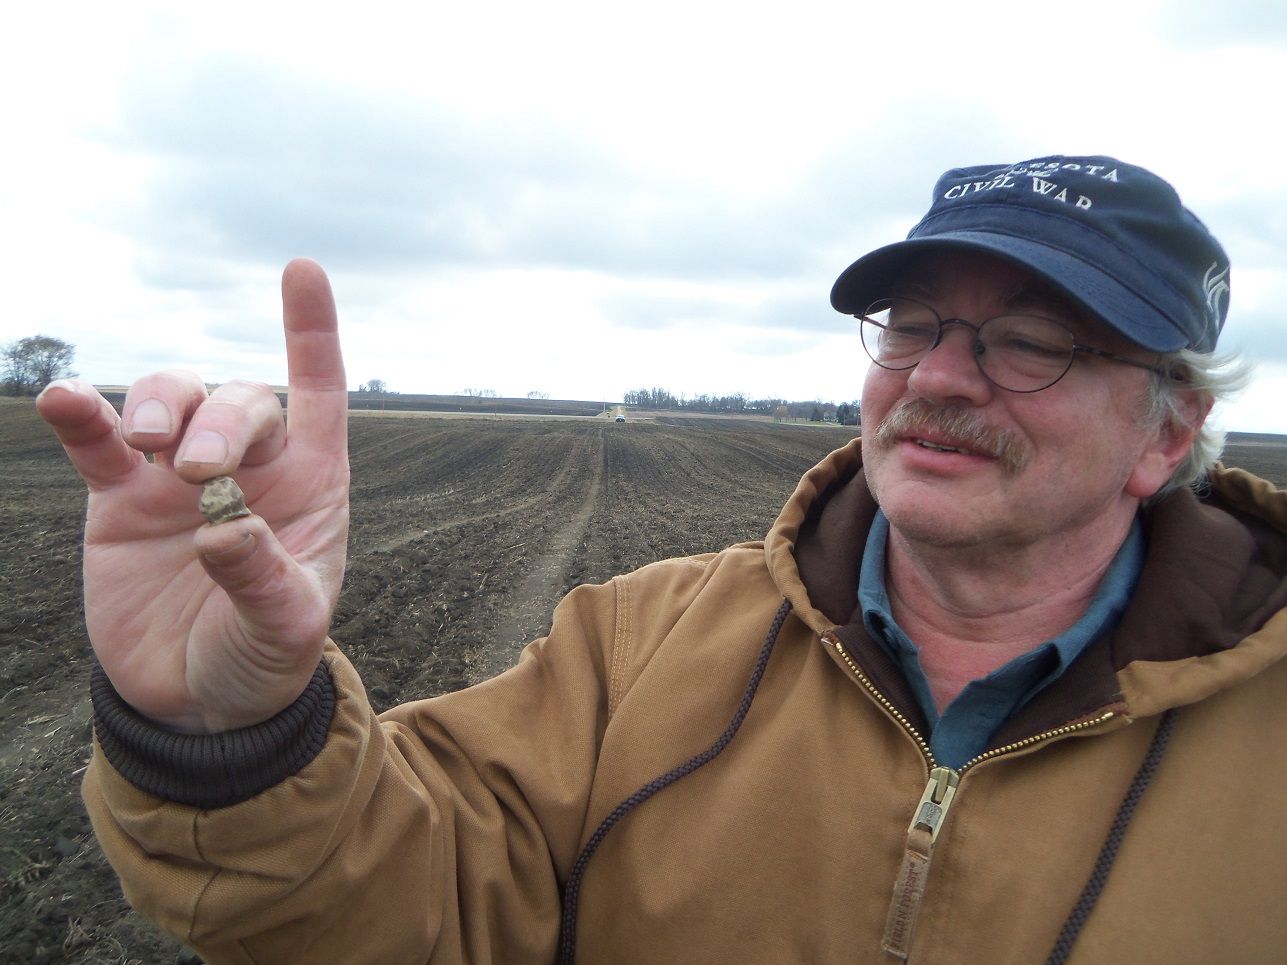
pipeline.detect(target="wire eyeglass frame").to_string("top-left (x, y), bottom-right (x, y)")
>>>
top-left (857, 296), bottom-right (1170, 393)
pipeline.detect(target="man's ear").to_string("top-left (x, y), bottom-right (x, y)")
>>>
top-left (1125, 389), bottom-right (1213, 500)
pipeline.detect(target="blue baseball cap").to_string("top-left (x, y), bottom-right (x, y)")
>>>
top-left (831, 155), bottom-right (1230, 353)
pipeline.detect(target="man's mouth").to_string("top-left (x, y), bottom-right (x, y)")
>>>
top-left (910, 438), bottom-right (975, 455)
top-left (871, 401), bottom-right (1032, 475)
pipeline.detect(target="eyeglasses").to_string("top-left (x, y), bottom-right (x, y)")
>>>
top-left (857, 297), bottom-right (1169, 393)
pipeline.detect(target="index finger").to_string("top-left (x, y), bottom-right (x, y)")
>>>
top-left (36, 379), bottom-right (147, 491)
top-left (281, 258), bottom-right (348, 454)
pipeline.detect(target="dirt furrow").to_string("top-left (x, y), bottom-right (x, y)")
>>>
top-left (468, 428), bottom-right (607, 683)
top-left (3, 397), bottom-right (1284, 963)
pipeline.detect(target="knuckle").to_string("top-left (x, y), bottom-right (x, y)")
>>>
top-left (208, 380), bottom-right (282, 412)
top-left (219, 378), bottom-right (273, 394)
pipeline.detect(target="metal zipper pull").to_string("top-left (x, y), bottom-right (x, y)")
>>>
top-left (909, 766), bottom-right (959, 843)
top-left (882, 767), bottom-right (961, 960)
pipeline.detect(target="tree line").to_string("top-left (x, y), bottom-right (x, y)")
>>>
top-left (0, 347), bottom-right (862, 428)
top-left (622, 387), bottom-right (859, 424)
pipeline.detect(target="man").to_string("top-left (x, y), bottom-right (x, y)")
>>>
top-left (38, 155), bottom-right (1287, 963)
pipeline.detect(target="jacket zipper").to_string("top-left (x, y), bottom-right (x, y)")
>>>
top-left (826, 632), bottom-right (1118, 960)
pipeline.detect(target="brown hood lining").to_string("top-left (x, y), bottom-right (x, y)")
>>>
top-left (789, 456), bottom-right (1287, 741)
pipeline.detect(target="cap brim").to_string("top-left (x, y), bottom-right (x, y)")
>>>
top-left (830, 233), bottom-right (1190, 353)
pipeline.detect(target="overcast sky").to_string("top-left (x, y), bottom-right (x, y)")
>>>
top-left (2, 0), bottom-right (1285, 431)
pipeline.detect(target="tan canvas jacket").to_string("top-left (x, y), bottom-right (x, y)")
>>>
top-left (85, 440), bottom-right (1287, 964)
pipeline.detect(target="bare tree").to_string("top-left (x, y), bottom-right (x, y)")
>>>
top-left (1, 335), bottom-right (77, 395)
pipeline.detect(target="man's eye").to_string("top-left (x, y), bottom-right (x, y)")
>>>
top-left (1001, 335), bottom-right (1066, 358)
top-left (886, 322), bottom-right (937, 339)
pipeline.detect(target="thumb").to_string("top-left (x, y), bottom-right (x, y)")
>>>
top-left (193, 515), bottom-right (331, 664)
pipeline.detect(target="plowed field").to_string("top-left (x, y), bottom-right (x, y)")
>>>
top-left (1, 398), bottom-right (1284, 962)
top-left (0, 401), bottom-right (858, 962)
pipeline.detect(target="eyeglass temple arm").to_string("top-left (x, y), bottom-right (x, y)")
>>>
top-left (1073, 344), bottom-right (1170, 379)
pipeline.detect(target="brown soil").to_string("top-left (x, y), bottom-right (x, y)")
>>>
top-left (0, 401), bottom-right (857, 962)
top-left (2, 396), bottom-right (1284, 963)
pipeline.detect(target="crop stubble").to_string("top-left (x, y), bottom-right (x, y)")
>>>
top-left (1, 398), bottom-right (1284, 961)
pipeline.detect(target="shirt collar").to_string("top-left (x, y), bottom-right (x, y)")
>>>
top-left (859, 509), bottom-right (1145, 677)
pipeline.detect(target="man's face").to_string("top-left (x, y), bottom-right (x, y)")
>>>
top-left (860, 250), bottom-right (1185, 554)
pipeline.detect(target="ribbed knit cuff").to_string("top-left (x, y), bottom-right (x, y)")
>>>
top-left (90, 660), bottom-right (336, 809)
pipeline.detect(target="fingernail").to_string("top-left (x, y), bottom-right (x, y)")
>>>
top-left (38, 379), bottom-right (79, 398)
top-left (129, 398), bottom-right (172, 435)
top-left (203, 531), bottom-right (257, 566)
top-left (179, 430), bottom-right (228, 466)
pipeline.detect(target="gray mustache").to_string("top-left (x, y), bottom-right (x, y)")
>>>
top-left (870, 401), bottom-right (1031, 475)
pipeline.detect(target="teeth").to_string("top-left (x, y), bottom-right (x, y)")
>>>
top-left (916, 440), bottom-right (964, 453)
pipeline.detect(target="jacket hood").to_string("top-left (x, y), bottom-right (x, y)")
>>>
top-left (763, 438), bottom-right (1287, 725)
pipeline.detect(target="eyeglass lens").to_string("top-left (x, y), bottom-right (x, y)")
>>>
top-left (860, 297), bottom-right (1077, 392)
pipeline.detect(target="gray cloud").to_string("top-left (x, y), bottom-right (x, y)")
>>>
top-left (114, 53), bottom-right (1269, 373)
top-left (201, 315), bottom-right (287, 352)
top-left (1202, 196), bottom-right (1287, 269)
top-left (131, 252), bottom-right (247, 294)
top-left (1155, 0), bottom-right (1287, 44)
top-left (1221, 307), bottom-right (1287, 363)
top-left (1196, 195), bottom-right (1287, 363)
top-left (105, 57), bottom-right (828, 285)
top-left (599, 286), bottom-right (852, 337)
top-left (598, 292), bottom-right (719, 331)
top-left (744, 291), bottom-right (853, 335)
top-left (775, 116), bottom-right (1038, 282)
top-left (105, 56), bottom-right (1030, 298)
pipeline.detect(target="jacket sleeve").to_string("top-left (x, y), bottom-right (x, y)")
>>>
top-left (82, 576), bottom-right (624, 965)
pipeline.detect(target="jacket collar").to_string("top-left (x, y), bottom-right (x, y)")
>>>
top-left (764, 439), bottom-right (1287, 728)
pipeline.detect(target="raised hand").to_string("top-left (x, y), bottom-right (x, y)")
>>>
top-left (37, 260), bottom-right (350, 734)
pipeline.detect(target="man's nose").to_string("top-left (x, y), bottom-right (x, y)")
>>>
top-left (905, 322), bottom-right (993, 405)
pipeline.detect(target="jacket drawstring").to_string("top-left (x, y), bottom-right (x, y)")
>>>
top-left (1046, 708), bottom-right (1179, 964)
top-left (557, 599), bottom-right (794, 965)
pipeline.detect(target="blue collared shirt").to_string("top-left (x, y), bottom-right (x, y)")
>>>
top-left (858, 510), bottom-right (1144, 770)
